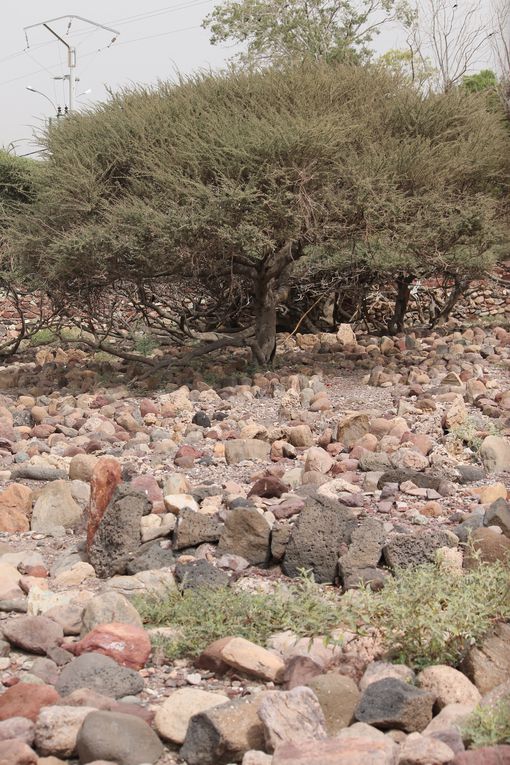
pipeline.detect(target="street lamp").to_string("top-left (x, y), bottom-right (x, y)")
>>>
top-left (26, 86), bottom-right (57, 112)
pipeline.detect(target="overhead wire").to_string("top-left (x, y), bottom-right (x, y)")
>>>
top-left (0, 0), bottom-right (216, 88)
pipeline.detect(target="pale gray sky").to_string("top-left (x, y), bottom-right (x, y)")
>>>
top-left (0, 0), bottom-right (496, 152)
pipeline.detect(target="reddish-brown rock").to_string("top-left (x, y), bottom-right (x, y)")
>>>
top-left (86, 457), bottom-right (121, 550)
top-left (65, 622), bottom-right (151, 670)
top-left (0, 684), bottom-right (60, 722)
top-left (248, 477), bottom-right (288, 499)
top-left (0, 483), bottom-right (32, 533)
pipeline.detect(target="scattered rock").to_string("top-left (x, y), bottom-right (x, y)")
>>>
top-left (0, 683), bottom-right (60, 722)
top-left (66, 622), bottom-right (151, 669)
top-left (272, 736), bottom-right (397, 765)
top-left (31, 481), bottom-right (82, 533)
top-left (56, 653), bottom-right (144, 698)
top-left (180, 696), bottom-right (265, 765)
top-left (418, 665), bottom-right (481, 710)
top-left (258, 686), bottom-right (327, 751)
top-left (307, 673), bottom-right (360, 734)
top-left (2, 615), bottom-right (63, 655)
top-left (34, 705), bottom-right (95, 758)
top-left (355, 678), bottom-right (435, 733)
top-left (217, 507), bottom-right (271, 565)
top-left (225, 440), bottom-right (271, 465)
top-left (282, 494), bottom-right (355, 583)
top-left (76, 710), bottom-right (163, 765)
top-left (219, 637), bottom-right (285, 682)
top-left (154, 688), bottom-right (230, 744)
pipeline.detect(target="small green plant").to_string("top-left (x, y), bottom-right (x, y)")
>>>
top-left (347, 559), bottom-right (510, 669)
top-left (463, 700), bottom-right (510, 748)
top-left (133, 333), bottom-right (159, 356)
top-left (134, 561), bottom-right (510, 666)
top-left (451, 416), bottom-right (502, 453)
top-left (29, 328), bottom-right (58, 346)
top-left (134, 573), bottom-right (341, 659)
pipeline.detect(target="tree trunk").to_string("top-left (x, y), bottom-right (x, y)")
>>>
top-left (387, 276), bottom-right (412, 335)
top-left (430, 277), bottom-right (468, 327)
top-left (252, 278), bottom-right (277, 366)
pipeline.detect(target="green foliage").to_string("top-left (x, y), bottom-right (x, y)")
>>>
top-left (5, 63), bottom-right (509, 359)
top-left (134, 574), bottom-right (341, 659)
top-left (451, 416), bottom-right (502, 453)
top-left (133, 333), bottom-right (159, 356)
top-left (0, 151), bottom-right (41, 219)
top-left (29, 328), bottom-right (58, 347)
top-left (463, 700), bottom-right (510, 748)
top-left (378, 47), bottom-right (435, 86)
top-left (348, 558), bottom-right (510, 669)
top-left (11, 64), bottom-right (510, 293)
top-left (134, 561), bottom-right (510, 667)
top-left (462, 69), bottom-right (498, 93)
top-left (203, 0), bottom-right (415, 68)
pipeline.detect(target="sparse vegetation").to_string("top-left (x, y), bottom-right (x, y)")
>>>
top-left (134, 574), bottom-right (342, 659)
top-left (135, 560), bottom-right (510, 666)
top-left (463, 700), bottom-right (510, 748)
top-left (349, 558), bottom-right (510, 669)
top-left (451, 416), bottom-right (502, 453)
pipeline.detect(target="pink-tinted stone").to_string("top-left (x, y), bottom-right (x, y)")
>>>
top-left (272, 736), bottom-right (397, 764)
top-left (174, 445), bottom-right (203, 465)
top-left (30, 424), bottom-right (56, 439)
top-left (130, 475), bottom-right (164, 512)
top-left (283, 655), bottom-right (323, 689)
top-left (273, 498), bottom-right (305, 520)
top-left (0, 684), bottom-right (60, 722)
top-left (0, 739), bottom-right (37, 765)
top-left (452, 746), bottom-right (510, 764)
top-left (86, 457), bottom-right (121, 550)
top-left (140, 399), bottom-right (159, 416)
top-left (65, 622), bottom-right (151, 670)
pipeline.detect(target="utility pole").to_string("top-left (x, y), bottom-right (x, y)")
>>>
top-left (23, 15), bottom-right (120, 113)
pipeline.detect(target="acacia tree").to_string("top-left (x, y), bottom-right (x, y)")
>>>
top-left (9, 64), bottom-right (510, 363)
top-left (203, 0), bottom-right (414, 67)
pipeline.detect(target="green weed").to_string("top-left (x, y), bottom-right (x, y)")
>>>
top-left (463, 700), bottom-right (510, 748)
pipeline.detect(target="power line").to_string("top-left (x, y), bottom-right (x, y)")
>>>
top-left (0, 1), bottom-right (214, 69)
top-left (93, 24), bottom-right (203, 50)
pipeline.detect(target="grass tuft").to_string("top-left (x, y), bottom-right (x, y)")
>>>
top-left (463, 700), bottom-right (510, 748)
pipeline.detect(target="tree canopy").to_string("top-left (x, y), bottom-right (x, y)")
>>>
top-left (8, 63), bottom-right (510, 362)
top-left (203, 0), bottom-right (414, 67)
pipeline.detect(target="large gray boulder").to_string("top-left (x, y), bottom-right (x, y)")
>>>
top-left (76, 710), bottom-right (163, 765)
top-left (88, 484), bottom-right (150, 578)
top-left (56, 653), bottom-right (144, 698)
top-left (382, 530), bottom-right (458, 570)
top-left (355, 677), bottom-right (435, 733)
top-left (282, 493), bottom-right (356, 583)
top-left (217, 507), bottom-right (271, 566)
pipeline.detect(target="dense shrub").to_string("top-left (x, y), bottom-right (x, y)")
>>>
top-left (8, 64), bottom-right (510, 361)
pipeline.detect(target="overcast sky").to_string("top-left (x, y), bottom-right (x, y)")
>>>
top-left (0, 0), bottom-right (496, 152)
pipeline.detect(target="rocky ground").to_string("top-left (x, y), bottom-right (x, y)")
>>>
top-left (0, 322), bottom-right (509, 765)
